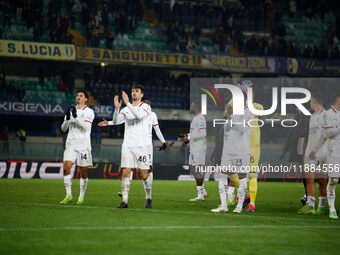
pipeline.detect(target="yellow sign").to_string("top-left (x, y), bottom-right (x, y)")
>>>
top-left (0, 40), bottom-right (76, 61)
top-left (76, 47), bottom-right (201, 66)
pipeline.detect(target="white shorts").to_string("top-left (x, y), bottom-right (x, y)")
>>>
top-left (189, 150), bottom-right (206, 166)
top-left (147, 145), bottom-right (153, 166)
top-left (121, 146), bottom-right (150, 170)
top-left (327, 157), bottom-right (340, 178)
top-left (63, 149), bottom-right (92, 167)
top-left (220, 153), bottom-right (250, 174)
top-left (304, 156), bottom-right (327, 175)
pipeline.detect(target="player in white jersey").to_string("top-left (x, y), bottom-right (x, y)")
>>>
top-left (212, 83), bottom-right (253, 213)
top-left (100, 85), bottom-right (151, 208)
top-left (178, 101), bottom-right (208, 201)
top-left (98, 97), bottom-right (167, 208)
top-left (310, 91), bottom-right (340, 219)
top-left (298, 93), bottom-right (327, 215)
top-left (59, 91), bottom-right (95, 206)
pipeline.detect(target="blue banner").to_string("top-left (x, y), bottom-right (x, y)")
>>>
top-left (285, 58), bottom-right (340, 76)
top-left (0, 102), bottom-right (114, 119)
top-left (202, 54), bottom-right (278, 73)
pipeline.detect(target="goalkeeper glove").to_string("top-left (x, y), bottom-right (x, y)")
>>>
top-left (241, 80), bottom-right (253, 87)
top-left (65, 107), bottom-right (71, 120)
top-left (70, 106), bottom-right (77, 118)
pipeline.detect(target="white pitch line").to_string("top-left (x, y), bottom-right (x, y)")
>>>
top-left (1, 225), bottom-right (340, 232)
top-left (0, 202), bottom-right (339, 224)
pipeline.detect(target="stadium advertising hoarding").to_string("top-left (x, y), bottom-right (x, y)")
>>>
top-left (286, 57), bottom-right (340, 76)
top-left (0, 160), bottom-right (304, 182)
top-left (0, 102), bottom-right (114, 118)
top-left (0, 39), bottom-right (75, 61)
top-left (76, 47), bottom-right (201, 66)
top-left (202, 53), bottom-right (278, 73)
top-left (0, 161), bottom-right (185, 180)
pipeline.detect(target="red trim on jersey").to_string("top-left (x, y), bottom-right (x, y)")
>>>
top-left (121, 112), bottom-right (126, 117)
top-left (323, 126), bottom-right (334, 129)
top-left (199, 127), bottom-right (206, 130)
top-left (331, 106), bottom-right (337, 113)
top-left (82, 105), bottom-right (87, 110)
top-left (139, 102), bottom-right (144, 107)
top-left (153, 124), bottom-right (159, 126)
top-left (318, 108), bottom-right (325, 114)
top-left (85, 120), bottom-right (92, 124)
top-left (194, 112), bottom-right (201, 117)
top-left (143, 109), bottom-right (149, 114)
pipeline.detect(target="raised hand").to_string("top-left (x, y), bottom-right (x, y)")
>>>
top-left (98, 118), bottom-right (108, 127)
top-left (114, 95), bottom-right (122, 109)
top-left (122, 91), bottom-right (129, 105)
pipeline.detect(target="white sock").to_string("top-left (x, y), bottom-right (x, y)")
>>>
top-left (236, 178), bottom-right (247, 208)
top-left (318, 196), bottom-right (326, 208)
top-left (218, 179), bottom-right (228, 208)
top-left (307, 196), bottom-right (315, 207)
top-left (128, 171), bottom-right (133, 181)
top-left (143, 172), bottom-right (153, 200)
top-left (197, 186), bottom-right (204, 197)
top-left (79, 178), bottom-right (88, 200)
top-left (228, 186), bottom-right (235, 199)
top-left (327, 178), bottom-right (338, 212)
top-left (63, 174), bottom-right (72, 196)
top-left (121, 177), bottom-right (131, 204)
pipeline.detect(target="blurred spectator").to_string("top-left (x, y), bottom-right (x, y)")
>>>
top-left (6, 81), bottom-right (17, 102)
top-left (58, 81), bottom-right (67, 91)
top-left (302, 45), bottom-right (313, 58)
top-left (289, 0), bottom-right (297, 18)
top-left (17, 84), bottom-right (25, 102)
top-left (0, 126), bottom-right (9, 153)
top-left (192, 26), bottom-right (201, 45)
top-left (17, 128), bottom-right (26, 153)
top-left (187, 36), bottom-right (197, 53)
top-left (95, 10), bottom-right (103, 27)
top-left (106, 32), bottom-right (114, 49)
top-left (0, 68), bottom-right (6, 102)
top-left (331, 46), bottom-right (340, 59)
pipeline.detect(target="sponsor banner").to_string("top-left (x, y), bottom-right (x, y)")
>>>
top-left (286, 57), bottom-right (340, 76)
top-left (0, 102), bottom-right (114, 119)
top-left (202, 54), bottom-right (277, 73)
top-left (76, 47), bottom-right (201, 66)
top-left (0, 161), bottom-right (186, 180)
top-left (0, 160), bottom-right (304, 182)
top-left (0, 39), bottom-right (75, 61)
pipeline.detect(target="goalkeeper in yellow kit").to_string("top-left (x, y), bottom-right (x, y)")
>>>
top-left (247, 101), bottom-right (263, 212)
top-left (225, 81), bottom-right (263, 213)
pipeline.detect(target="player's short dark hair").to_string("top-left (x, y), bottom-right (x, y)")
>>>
top-left (311, 93), bottom-right (325, 105)
top-left (77, 90), bottom-right (89, 99)
top-left (132, 84), bottom-right (145, 94)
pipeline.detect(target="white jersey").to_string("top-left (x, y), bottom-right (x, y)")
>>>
top-left (222, 107), bottom-right (253, 156)
top-left (147, 111), bottom-right (166, 146)
top-left (64, 105), bottom-right (94, 151)
top-left (110, 102), bottom-right (151, 148)
top-left (312, 106), bottom-right (340, 158)
top-left (305, 108), bottom-right (327, 159)
top-left (189, 112), bottom-right (206, 152)
top-left (323, 106), bottom-right (340, 158)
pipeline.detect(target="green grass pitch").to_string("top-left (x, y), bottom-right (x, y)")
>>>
top-left (0, 179), bottom-right (340, 255)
